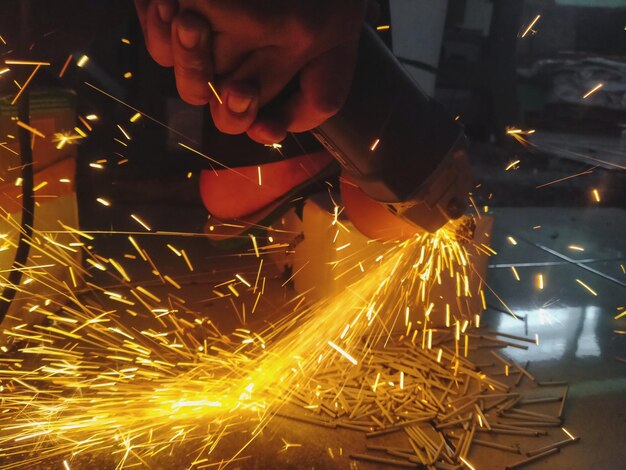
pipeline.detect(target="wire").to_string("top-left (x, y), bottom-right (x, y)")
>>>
top-left (0, 92), bottom-right (35, 326)
top-left (0, 1), bottom-right (35, 326)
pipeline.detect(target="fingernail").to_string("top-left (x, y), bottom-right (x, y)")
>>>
top-left (177, 24), bottom-right (201, 50)
top-left (227, 94), bottom-right (253, 114)
top-left (157, 2), bottom-right (174, 23)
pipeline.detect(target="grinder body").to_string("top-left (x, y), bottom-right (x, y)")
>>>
top-left (311, 26), bottom-right (471, 233)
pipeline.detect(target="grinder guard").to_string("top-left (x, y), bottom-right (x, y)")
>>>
top-left (312, 26), bottom-right (472, 233)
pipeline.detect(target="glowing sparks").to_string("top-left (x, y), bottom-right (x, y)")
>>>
top-left (459, 456), bottom-right (476, 470)
top-left (327, 341), bottom-right (357, 365)
top-left (208, 81), bottom-right (223, 104)
top-left (257, 165), bottom-right (262, 186)
top-left (521, 14), bottom-right (541, 38)
top-left (370, 138), bottom-right (381, 151)
top-left (76, 55), bottom-right (89, 68)
top-left (96, 197), bottom-right (111, 207)
top-left (505, 160), bottom-right (520, 171)
top-left (511, 266), bottom-right (520, 281)
top-left (16, 121), bottom-right (45, 138)
top-left (130, 112), bottom-right (142, 123)
top-left (592, 189), bottom-right (601, 202)
top-left (130, 214), bottom-right (152, 231)
top-left (568, 245), bottom-right (584, 252)
top-left (562, 427), bottom-right (576, 440)
top-left (117, 124), bottom-right (131, 140)
top-left (575, 279), bottom-right (598, 296)
top-left (507, 236), bottom-right (518, 246)
top-left (59, 54), bottom-right (73, 78)
top-left (376, 25), bottom-right (390, 31)
top-left (583, 83), bottom-right (603, 99)
top-left (537, 273), bottom-right (544, 290)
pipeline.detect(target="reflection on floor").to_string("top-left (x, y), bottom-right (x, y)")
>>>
top-left (41, 205), bottom-right (625, 469)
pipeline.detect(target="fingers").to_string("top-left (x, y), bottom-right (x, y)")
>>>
top-left (247, 119), bottom-right (288, 145)
top-left (246, 42), bottom-right (358, 143)
top-left (284, 42), bottom-right (359, 134)
top-left (211, 48), bottom-right (302, 141)
top-left (171, 12), bottom-right (214, 105)
top-left (208, 81), bottom-right (259, 135)
top-left (142, 0), bottom-right (177, 67)
top-left (134, 0), bottom-right (149, 30)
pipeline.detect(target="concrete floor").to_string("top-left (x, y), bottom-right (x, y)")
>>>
top-left (70, 205), bottom-right (624, 469)
top-left (13, 204), bottom-right (625, 469)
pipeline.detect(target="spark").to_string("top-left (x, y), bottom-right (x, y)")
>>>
top-left (130, 112), bottom-right (142, 123)
top-left (33, 181), bottom-right (48, 192)
top-left (568, 245), bottom-right (584, 252)
top-left (511, 266), bottom-right (520, 281)
top-left (264, 142), bottom-right (283, 151)
top-left (575, 279), bottom-right (598, 296)
top-left (370, 138), bottom-right (380, 151)
top-left (250, 234), bottom-right (260, 258)
top-left (59, 54), bottom-right (73, 78)
top-left (130, 214), bottom-right (152, 231)
top-left (562, 427), bottom-right (576, 440)
top-left (505, 160), bottom-right (520, 171)
top-left (583, 83), bottom-right (603, 99)
top-left (376, 25), bottom-right (390, 31)
top-left (592, 189), bottom-right (601, 202)
top-left (521, 14), bottom-right (541, 38)
top-left (117, 124), bottom-right (131, 140)
top-left (536, 168), bottom-right (594, 189)
top-left (507, 236), bottom-right (518, 246)
top-left (257, 166), bottom-right (262, 186)
top-left (85, 82), bottom-right (197, 142)
top-left (96, 198), bottom-right (111, 207)
top-left (208, 81), bottom-right (223, 104)
top-left (16, 121), bottom-right (45, 138)
top-left (459, 456), bottom-right (476, 470)
top-left (327, 341), bottom-right (357, 365)
top-left (85, 114), bottom-right (99, 121)
top-left (76, 55), bottom-right (89, 67)
top-left (235, 274), bottom-right (251, 288)
top-left (181, 249), bottom-right (194, 271)
top-left (280, 438), bottom-right (302, 452)
top-left (537, 273), bottom-right (544, 290)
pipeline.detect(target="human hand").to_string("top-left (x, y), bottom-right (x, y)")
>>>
top-left (134, 0), bottom-right (367, 144)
